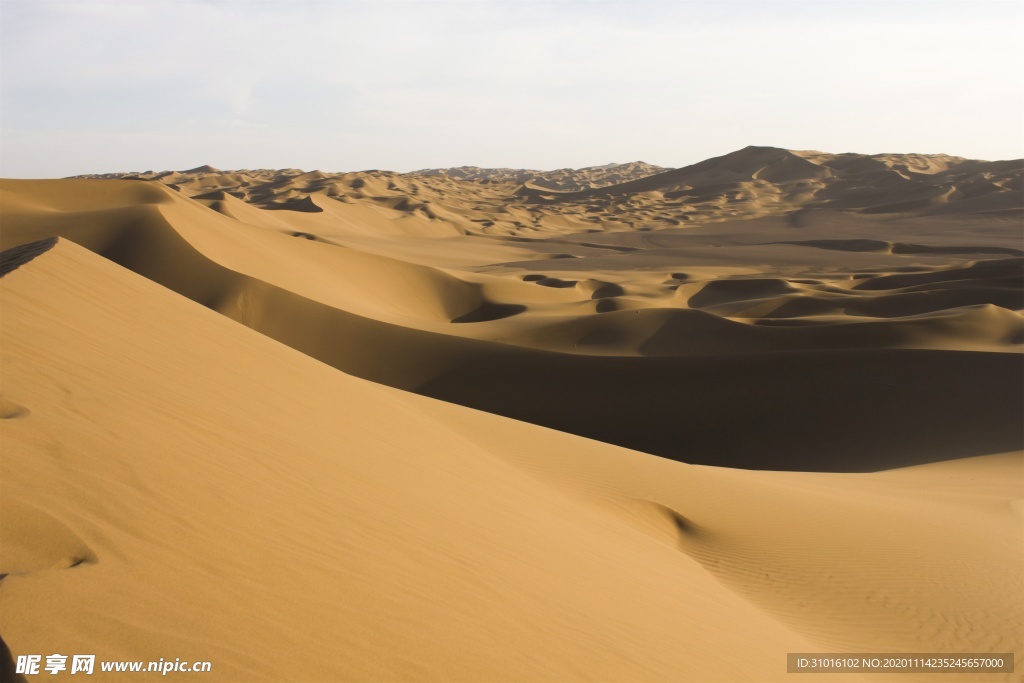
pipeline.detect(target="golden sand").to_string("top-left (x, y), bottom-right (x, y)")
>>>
top-left (2, 147), bottom-right (1021, 681)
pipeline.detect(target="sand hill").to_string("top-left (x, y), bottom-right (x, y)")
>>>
top-left (2, 147), bottom-right (1022, 681)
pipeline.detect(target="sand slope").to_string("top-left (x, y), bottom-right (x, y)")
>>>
top-left (2, 239), bottom-right (1019, 681)
top-left (1, 240), bottom-right (822, 681)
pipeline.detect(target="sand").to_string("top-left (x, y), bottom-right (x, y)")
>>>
top-left (1, 147), bottom-right (1021, 681)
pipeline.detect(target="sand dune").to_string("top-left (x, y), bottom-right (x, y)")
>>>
top-left (2, 147), bottom-right (1022, 680)
top-left (3, 238), bottom-right (1020, 681)
top-left (1, 240), bottom-right (830, 681)
top-left (2, 170), bottom-right (1020, 470)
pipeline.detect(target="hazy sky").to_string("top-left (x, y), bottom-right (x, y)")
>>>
top-left (1, 0), bottom-right (1021, 177)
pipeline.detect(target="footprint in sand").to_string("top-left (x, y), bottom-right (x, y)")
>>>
top-left (0, 397), bottom-right (30, 419)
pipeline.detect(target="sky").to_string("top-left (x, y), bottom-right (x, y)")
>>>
top-left (1, 0), bottom-right (1022, 177)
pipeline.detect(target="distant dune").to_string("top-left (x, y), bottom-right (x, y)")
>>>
top-left (2, 147), bottom-right (1022, 681)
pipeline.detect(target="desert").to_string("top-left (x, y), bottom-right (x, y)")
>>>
top-left (1, 145), bottom-right (1022, 681)
top-left (2, 0), bottom-right (1023, 679)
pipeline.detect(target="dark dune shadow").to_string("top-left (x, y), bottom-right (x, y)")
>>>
top-left (417, 348), bottom-right (1024, 472)
top-left (452, 302), bottom-right (526, 323)
top-left (0, 238), bottom-right (58, 277)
